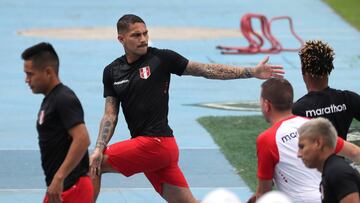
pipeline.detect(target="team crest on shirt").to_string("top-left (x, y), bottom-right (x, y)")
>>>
top-left (139, 66), bottom-right (151, 79)
top-left (38, 110), bottom-right (45, 125)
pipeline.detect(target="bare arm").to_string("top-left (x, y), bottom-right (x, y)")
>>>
top-left (183, 56), bottom-right (284, 80)
top-left (95, 96), bottom-right (119, 151)
top-left (247, 179), bottom-right (273, 203)
top-left (340, 192), bottom-right (360, 203)
top-left (255, 179), bottom-right (273, 199)
top-left (89, 96), bottom-right (119, 177)
top-left (337, 141), bottom-right (360, 164)
top-left (46, 123), bottom-right (90, 203)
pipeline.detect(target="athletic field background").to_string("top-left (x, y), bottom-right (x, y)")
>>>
top-left (197, 0), bottom-right (360, 191)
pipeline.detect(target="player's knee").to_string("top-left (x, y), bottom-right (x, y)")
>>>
top-left (100, 155), bottom-right (117, 173)
top-left (162, 183), bottom-right (196, 203)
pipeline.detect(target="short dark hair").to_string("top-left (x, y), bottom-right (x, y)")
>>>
top-left (117, 14), bottom-right (145, 34)
top-left (21, 42), bottom-right (59, 74)
top-left (261, 78), bottom-right (293, 111)
top-left (299, 40), bottom-right (334, 78)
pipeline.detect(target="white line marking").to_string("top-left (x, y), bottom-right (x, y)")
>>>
top-left (0, 147), bottom-right (220, 151)
top-left (0, 186), bottom-right (250, 192)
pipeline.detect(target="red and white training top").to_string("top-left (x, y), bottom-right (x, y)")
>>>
top-left (256, 115), bottom-right (344, 203)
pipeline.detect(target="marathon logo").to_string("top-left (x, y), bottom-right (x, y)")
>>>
top-left (305, 104), bottom-right (347, 117)
top-left (114, 79), bottom-right (129, 85)
top-left (281, 131), bottom-right (298, 143)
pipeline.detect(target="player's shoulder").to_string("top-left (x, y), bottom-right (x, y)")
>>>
top-left (148, 47), bottom-right (180, 57)
top-left (56, 84), bottom-right (77, 98)
top-left (104, 56), bottom-right (126, 70)
top-left (294, 92), bottom-right (315, 104)
top-left (284, 115), bottom-right (309, 125)
top-left (52, 83), bottom-right (71, 95)
top-left (257, 124), bottom-right (278, 144)
top-left (257, 130), bottom-right (278, 152)
top-left (293, 93), bottom-right (317, 112)
top-left (326, 87), bottom-right (360, 103)
top-left (293, 93), bottom-right (314, 110)
top-left (342, 89), bottom-right (360, 98)
top-left (324, 155), bottom-right (353, 178)
top-left (51, 84), bottom-right (80, 105)
top-left (258, 116), bottom-right (305, 138)
top-left (322, 87), bottom-right (356, 98)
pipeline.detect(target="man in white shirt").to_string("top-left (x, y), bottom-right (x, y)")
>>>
top-left (247, 78), bottom-right (360, 203)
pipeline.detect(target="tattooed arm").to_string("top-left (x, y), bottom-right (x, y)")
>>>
top-left (89, 96), bottom-right (119, 177)
top-left (95, 96), bottom-right (119, 151)
top-left (183, 56), bottom-right (284, 80)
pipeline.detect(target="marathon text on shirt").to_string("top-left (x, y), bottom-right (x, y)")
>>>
top-left (114, 79), bottom-right (129, 85)
top-left (281, 131), bottom-right (298, 143)
top-left (305, 104), bottom-right (347, 117)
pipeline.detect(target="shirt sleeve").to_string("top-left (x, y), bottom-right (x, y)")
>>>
top-left (345, 90), bottom-right (360, 121)
top-left (334, 137), bottom-right (344, 153)
top-left (159, 49), bottom-right (189, 76)
top-left (327, 163), bottom-right (360, 201)
top-left (103, 65), bottom-right (116, 98)
top-left (256, 129), bottom-right (279, 180)
top-left (57, 91), bottom-right (84, 130)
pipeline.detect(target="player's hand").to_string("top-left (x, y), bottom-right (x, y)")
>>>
top-left (253, 56), bottom-right (284, 79)
top-left (89, 148), bottom-right (103, 178)
top-left (46, 178), bottom-right (63, 203)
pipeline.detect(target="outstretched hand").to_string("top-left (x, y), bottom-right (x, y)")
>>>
top-left (89, 149), bottom-right (104, 178)
top-left (253, 56), bottom-right (284, 79)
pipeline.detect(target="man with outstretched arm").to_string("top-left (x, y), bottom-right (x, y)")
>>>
top-left (90, 14), bottom-right (284, 203)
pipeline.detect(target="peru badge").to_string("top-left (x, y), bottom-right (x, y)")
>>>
top-left (139, 66), bottom-right (151, 79)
